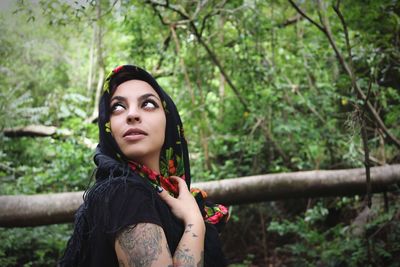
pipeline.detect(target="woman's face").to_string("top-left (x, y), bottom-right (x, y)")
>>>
top-left (109, 79), bottom-right (166, 170)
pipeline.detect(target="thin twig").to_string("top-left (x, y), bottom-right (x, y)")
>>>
top-left (332, 0), bottom-right (353, 66)
top-left (98, 0), bottom-right (119, 19)
top-left (361, 80), bottom-right (373, 208)
top-left (361, 117), bottom-right (372, 208)
top-left (152, 31), bottom-right (172, 73)
top-left (146, 0), bottom-right (190, 20)
top-left (287, 0), bottom-right (326, 33)
top-left (198, 0), bottom-right (228, 37)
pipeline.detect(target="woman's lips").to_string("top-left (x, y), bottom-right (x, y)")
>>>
top-left (123, 134), bottom-right (146, 141)
top-left (123, 128), bottom-right (147, 141)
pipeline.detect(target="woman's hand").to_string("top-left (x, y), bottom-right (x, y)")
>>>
top-left (157, 176), bottom-right (203, 225)
top-left (157, 176), bottom-right (205, 266)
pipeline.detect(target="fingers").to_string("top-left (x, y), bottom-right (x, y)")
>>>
top-left (156, 186), bottom-right (176, 207)
top-left (156, 176), bottom-right (189, 206)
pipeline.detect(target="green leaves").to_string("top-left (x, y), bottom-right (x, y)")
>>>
top-left (0, 134), bottom-right (94, 195)
top-left (0, 225), bottom-right (72, 267)
top-left (0, 0), bottom-right (399, 266)
top-left (267, 199), bottom-right (400, 267)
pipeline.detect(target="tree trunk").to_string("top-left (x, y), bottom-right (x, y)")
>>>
top-left (0, 165), bottom-right (399, 227)
top-left (86, 0), bottom-right (105, 123)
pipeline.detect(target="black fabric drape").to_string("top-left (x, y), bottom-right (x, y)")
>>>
top-left (59, 65), bottom-right (227, 267)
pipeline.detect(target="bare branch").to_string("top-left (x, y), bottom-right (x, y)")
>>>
top-left (198, 0), bottom-right (228, 37)
top-left (152, 30), bottom-right (172, 73)
top-left (332, 0), bottom-right (353, 66)
top-left (287, 0), bottom-right (326, 33)
top-left (150, 3), bottom-right (170, 25)
top-left (192, 0), bottom-right (209, 20)
top-left (146, 0), bottom-right (190, 20)
top-left (170, 25), bottom-right (195, 104)
top-left (189, 20), bottom-right (249, 110)
top-left (360, 113), bottom-right (372, 207)
top-left (97, 0), bottom-right (119, 19)
top-left (279, 14), bottom-right (304, 28)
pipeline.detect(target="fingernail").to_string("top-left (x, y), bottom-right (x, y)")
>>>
top-left (156, 186), bottom-right (163, 193)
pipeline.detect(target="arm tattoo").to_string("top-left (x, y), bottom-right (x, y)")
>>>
top-left (174, 246), bottom-right (195, 267)
top-left (184, 224), bottom-right (194, 233)
top-left (117, 223), bottom-right (163, 267)
top-left (184, 224), bottom-right (198, 238)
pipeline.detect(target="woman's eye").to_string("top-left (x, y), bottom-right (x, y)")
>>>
top-left (142, 100), bottom-right (158, 110)
top-left (111, 103), bottom-right (125, 113)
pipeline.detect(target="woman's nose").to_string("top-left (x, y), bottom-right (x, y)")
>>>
top-left (126, 108), bottom-right (141, 123)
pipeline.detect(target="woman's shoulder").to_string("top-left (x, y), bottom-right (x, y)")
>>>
top-left (85, 174), bottom-right (154, 208)
top-left (82, 175), bottom-right (162, 233)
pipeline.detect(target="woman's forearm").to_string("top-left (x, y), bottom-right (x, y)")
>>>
top-left (157, 177), bottom-right (206, 266)
top-left (173, 218), bottom-right (205, 267)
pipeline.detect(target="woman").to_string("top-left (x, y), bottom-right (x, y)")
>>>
top-left (60, 65), bottom-right (228, 267)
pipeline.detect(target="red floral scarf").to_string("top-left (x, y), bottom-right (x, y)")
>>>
top-left (128, 161), bottom-right (229, 226)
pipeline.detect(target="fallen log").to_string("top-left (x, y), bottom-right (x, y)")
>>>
top-left (0, 192), bottom-right (83, 228)
top-left (0, 165), bottom-right (399, 227)
top-left (2, 125), bottom-right (97, 149)
top-left (197, 164), bottom-right (400, 204)
top-left (3, 125), bottom-right (59, 137)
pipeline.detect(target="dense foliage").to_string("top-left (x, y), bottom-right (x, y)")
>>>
top-left (0, 0), bottom-right (399, 266)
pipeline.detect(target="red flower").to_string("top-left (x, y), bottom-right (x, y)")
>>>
top-left (168, 160), bottom-right (174, 167)
top-left (191, 188), bottom-right (208, 198)
top-left (206, 212), bottom-right (223, 224)
top-left (113, 65), bottom-right (124, 73)
top-left (168, 159), bottom-right (176, 174)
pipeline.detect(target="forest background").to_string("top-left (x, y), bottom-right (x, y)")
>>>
top-left (0, 0), bottom-right (399, 266)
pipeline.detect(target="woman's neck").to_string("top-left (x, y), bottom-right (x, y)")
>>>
top-left (133, 154), bottom-right (160, 174)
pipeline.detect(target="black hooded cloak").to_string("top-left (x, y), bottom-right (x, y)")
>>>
top-left (59, 65), bottom-right (227, 267)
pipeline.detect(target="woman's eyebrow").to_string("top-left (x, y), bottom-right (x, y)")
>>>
top-left (110, 93), bottom-right (160, 104)
top-left (110, 95), bottom-right (126, 103)
top-left (138, 93), bottom-right (160, 102)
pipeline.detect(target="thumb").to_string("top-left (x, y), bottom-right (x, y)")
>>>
top-left (169, 176), bottom-right (188, 191)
